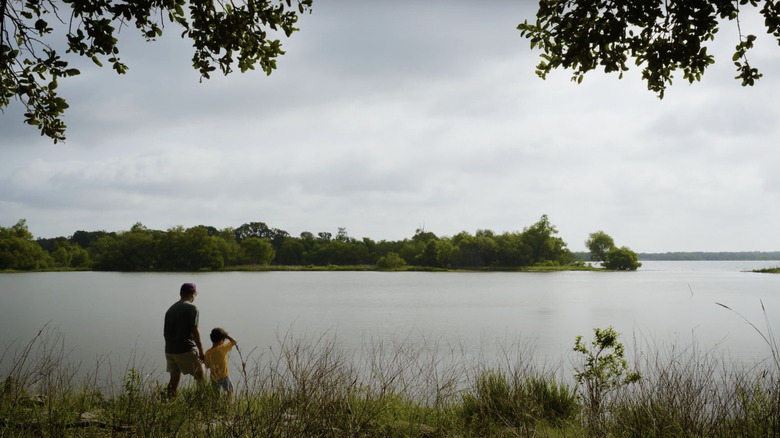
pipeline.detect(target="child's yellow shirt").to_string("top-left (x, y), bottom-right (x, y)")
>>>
top-left (204, 340), bottom-right (235, 380)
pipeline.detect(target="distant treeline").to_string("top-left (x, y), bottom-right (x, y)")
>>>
top-left (572, 251), bottom-right (780, 261)
top-left (1, 215), bottom-right (588, 272)
top-left (637, 252), bottom-right (780, 261)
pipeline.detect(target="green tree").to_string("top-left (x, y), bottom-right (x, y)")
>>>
top-left (235, 222), bottom-right (271, 242)
top-left (34, 236), bottom-right (62, 252)
top-left (519, 1), bottom-right (776, 98)
top-left (398, 240), bottom-right (424, 265)
top-left (62, 241), bottom-right (90, 268)
top-left (361, 237), bottom-right (378, 261)
top-left (50, 245), bottom-right (70, 267)
top-left (2, 0), bottom-right (313, 142)
top-left (494, 232), bottom-right (532, 267)
top-left (585, 231), bottom-right (616, 262)
top-left (240, 237), bottom-right (275, 265)
top-left (449, 232), bottom-right (500, 268)
top-left (89, 234), bottom-right (121, 270)
top-left (0, 219), bottom-right (53, 270)
top-left (412, 228), bottom-right (438, 243)
top-left (70, 230), bottom-right (113, 249)
top-left (187, 226), bottom-right (225, 270)
top-left (89, 223), bottom-right (158, 270)
top-left (521, 215), bottom-right (571, 266)
top-left (416, 240), bottom-right (440, 267)
top-left (157, 225), bottom-right (224, 270)
top-left (276, 237), bottom-right (305, 265)
top-left (603, 246), bottom-right (642, 271)
top-left (450, 232), bottom-right (483, 268)
top-left (376, 251), bottom-right (406, 270)
top-left (475, 228), bottom-right (495, 238)
top-left (301, 240), bottom-right (327, 265)
top-left (317, 239), bottom-right (370, 265)
top-left (435, 239), bottom-right (453, 268)
top-left (335, 227), bottom-right (350, 243)
top-left (118, 223), bottom-right (158, 270)
top-left (573, 326), bottom-right (641, 428)
top-left (213, 227), bottom-right (242, 266)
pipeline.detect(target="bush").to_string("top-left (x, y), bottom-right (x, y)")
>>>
top-left (376, 252), bottom-right (406, 270)
top-left (603, 246), bottom-right (642, 271)
top-left (460, 370), bottom-right (577, 433)
top-left (573, 326), bottom-right (641, 431)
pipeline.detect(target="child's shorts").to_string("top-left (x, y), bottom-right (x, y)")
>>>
top-left (212, 376), bottom-right (234, 393)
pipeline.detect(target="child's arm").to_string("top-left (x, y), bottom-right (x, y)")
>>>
top-left (225, 333), bottom-right (237, 346)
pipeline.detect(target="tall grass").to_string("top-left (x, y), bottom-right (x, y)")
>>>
top-left (1, 324), bottom-right (779, 437)
top-left (605, 340), bottom-right (780, 438)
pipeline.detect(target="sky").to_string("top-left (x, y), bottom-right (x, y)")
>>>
top-left (2, 1), bottom-right (780, 253)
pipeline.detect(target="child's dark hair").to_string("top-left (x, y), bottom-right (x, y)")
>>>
top-left (210, 327), bottom-right (228, 343)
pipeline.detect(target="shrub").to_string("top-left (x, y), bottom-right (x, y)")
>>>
top-left (603, 246), bottom-right (642, 271)
top-left (573, 326), bottom-right (640, 430)
top-left (376, 252), bottom-right (406, 270)
top-left (460, 370), bottom-right (578, 433)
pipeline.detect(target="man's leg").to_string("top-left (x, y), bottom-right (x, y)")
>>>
top-left (167, 370), bottom-right (181, 398)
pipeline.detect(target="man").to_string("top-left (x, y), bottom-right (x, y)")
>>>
top-left (163, 282), bottom-right (205, 397)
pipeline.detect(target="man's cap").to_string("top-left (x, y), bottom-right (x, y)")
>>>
top-left (180, 283), bottom-right (197, 294)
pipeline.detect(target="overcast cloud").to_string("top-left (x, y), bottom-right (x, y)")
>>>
top-left (2, 1), bottom-right (779, 253)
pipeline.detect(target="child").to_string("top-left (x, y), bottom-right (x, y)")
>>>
top-left (204, 327), bottom-right (237, 397)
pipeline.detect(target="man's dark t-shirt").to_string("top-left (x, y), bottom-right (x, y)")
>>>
top-left (164, 300), bottom-right (199, 354)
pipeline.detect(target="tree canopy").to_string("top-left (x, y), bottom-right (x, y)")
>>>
top-left (586, 231), bottom-right (615, 262)
top-left (1, 0), bottom-right (312, 142)
top-left (518, 0), bottom-right (780, 98)
top-left (4, 215), bottom-right (584, 271)
top-left (0, 219), bottom-right (53, 270)
top-left (7, 1), bottom-right (778, 142)
top-left (603, 247), bottom-right (642, 271)
top-left (584, 230), bottom-right (641, 271)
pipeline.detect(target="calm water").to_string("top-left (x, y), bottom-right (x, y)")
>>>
top-left (1, 260), bottom-right (779, 385)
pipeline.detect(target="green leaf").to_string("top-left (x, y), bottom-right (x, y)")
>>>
top-left (34, 19), bottom-right (48, 32)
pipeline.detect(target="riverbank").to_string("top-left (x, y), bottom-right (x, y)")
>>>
top-left (2, 326), bottom-right (778, 437)
top-left (226, 264), bottom-right (604, 272)
top-left (0, 264), bottom-right (605, 274)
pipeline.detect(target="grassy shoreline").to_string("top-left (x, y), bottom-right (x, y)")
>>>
top-left (2, 327), bottom-right (778, 437)
top-left (753, 267), bottom-right (780, 274)
top-left (1, 264), bottom-right (605, 274)
top-left (3, 260), bottom-right (777, 273)
top-left (226, 264), bottom-right (604, 272)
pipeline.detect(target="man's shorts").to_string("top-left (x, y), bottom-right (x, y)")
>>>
top-left (165, 350), bottom-right (202, 375)
top-left (212, 376), bottom-right (234, 393)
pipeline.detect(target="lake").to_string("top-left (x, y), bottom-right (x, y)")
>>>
top-left (1, 260), bottom-right (779, 388)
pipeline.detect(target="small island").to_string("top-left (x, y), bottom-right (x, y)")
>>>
top-left (1, 215), bottom-right (646, 272)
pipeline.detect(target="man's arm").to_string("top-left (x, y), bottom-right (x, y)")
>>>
top-left (191, 326), bottom-right (205, 361)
